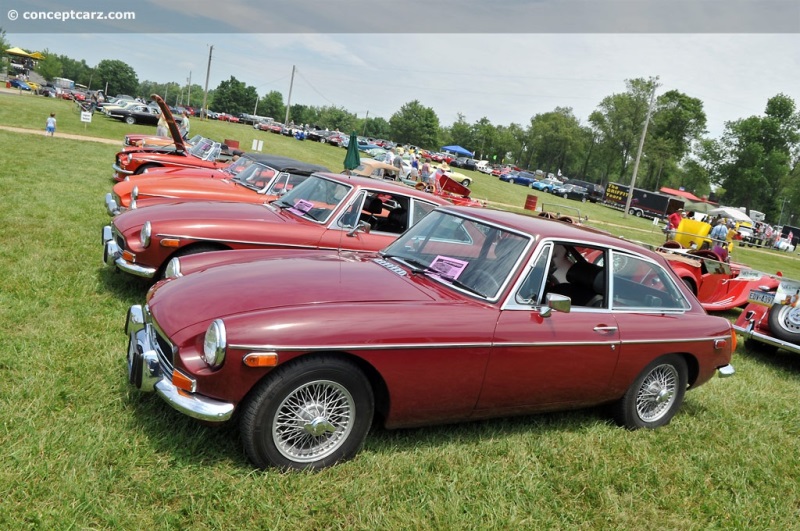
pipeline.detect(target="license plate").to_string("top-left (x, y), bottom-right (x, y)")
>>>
top-left (747, 290), bottom-right (775, 306)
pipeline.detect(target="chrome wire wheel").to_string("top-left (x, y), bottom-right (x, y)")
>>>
top-left (272, 379), bottom-right (355, 463)
top-left (635, 363), bottom-right (679, 423)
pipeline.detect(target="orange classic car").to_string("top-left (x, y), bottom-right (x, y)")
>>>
top-left (105, 154), bottom-right (329, 216)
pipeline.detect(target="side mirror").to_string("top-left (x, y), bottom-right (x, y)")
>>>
top-left (347, 220), bottom-right (371, 237)
top-left (540, 293), bottom-right (571, 318)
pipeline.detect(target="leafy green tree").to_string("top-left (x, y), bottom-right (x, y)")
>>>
top-left (95, 59), bottom-right (138, 96)
top-left (36, 49), bottom-right (62, 81)
top-left (211, 76), bottom-right (258, 115)
top-left (389, 100), bottom-right (439, 147)
top-left (526, 107), bottom-right (584, 174)
top-left (589, 77), bottom-right (657, 183)
top-left (362, 116), bottom-right (390, 139)
top-left (448, 113), bottom-right (474, 151)
top-left (257, 90), bottom-right (285, 120)
top-left (718, 94), bottom-right (800, 215)
top-left (56, 54), bottom-right (93, 87)
top-left (470, 117), bottom-right (496, 161)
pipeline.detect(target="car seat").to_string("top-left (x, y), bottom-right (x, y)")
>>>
top-left (359, 195), bottom-right (384, 228)
top-left (547, 260), bottom-right (605, 307)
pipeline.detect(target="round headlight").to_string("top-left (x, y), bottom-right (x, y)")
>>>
top-left (140, 221), bottom-right (151, 248)
top-left (164, 257), bottom-right (182, 279)
top-left (203, 319), bottom-right (226, 368)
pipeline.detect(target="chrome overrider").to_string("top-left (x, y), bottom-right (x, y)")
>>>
top-left (126, 304), bottom-right (234, 422)
top-left (102, 225), bottom-right (158, 278)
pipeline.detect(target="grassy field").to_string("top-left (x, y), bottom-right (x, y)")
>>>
top-left (1, 92), bottom-right (799, 529)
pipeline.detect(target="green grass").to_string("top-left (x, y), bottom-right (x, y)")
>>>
top-left (2, 93), bottom-right (800, 529)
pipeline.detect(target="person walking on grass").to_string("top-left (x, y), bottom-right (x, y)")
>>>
top-left (45, 113), bottom-right (56, 136)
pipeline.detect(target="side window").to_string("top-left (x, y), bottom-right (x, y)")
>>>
top-left (543, 244), bottom-right (607, 308)
top-left (515, 243), bottom-right (552, 305)
top-left (610, 252), bottom-right (689, 310)
top-left (410, 200), bottom-right (437, 227)
top-left (336, 191), bottom-right (367, 229)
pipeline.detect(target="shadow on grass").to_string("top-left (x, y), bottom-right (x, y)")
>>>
top-left (740, 340), bottom-right (800, 378)
top-left (96, 265), bottom-right (153, 302)
top-left (124, 390), bottom-right (617, 471)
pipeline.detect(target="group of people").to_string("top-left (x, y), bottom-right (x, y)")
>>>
top-left (156, 110), bottom-right (190, 139)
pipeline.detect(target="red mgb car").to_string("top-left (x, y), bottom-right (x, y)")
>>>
top-left (124, 206), bottom-right (736, 470)
top-left (105, 154), bottom-right (329, 216)
top-left (102, 173), bottom-right (449, 279)
top-left (112, 96), bottom-right (237, 181)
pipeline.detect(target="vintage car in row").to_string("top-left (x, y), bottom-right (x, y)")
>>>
top-left (553, 183), bottom-right (590, 202)
top-left (112, 96), bottom-right (237, 181)
top-left (500, 170), bottom-right (538, 186)
top-left (349, 160), bottom-right (483, 208)
top-left (123, 205), bottom-right (736, 470)
top-left (103, 173), bottom-right (450, 280)
top-left (105, 154), bottom-right (329, 216)
top-left (657, 248), bottom-right (780, 312)
top-left (107, 103), bottom-right (163, 126)
top-left (734, 279), bottom-right (800, 352)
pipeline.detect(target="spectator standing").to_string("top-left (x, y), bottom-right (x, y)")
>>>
top-left (181, 111), bottom-right (191, 139)
top-left (420, 160), bottom-right (431, 183)
top-left (385, 148), bottom-right (396, 165)
top-left (392, 152), bottom-right (405, 177)
top-left (45, 113), bottom-right (56, 136)
top-left (156, 113), bottom-right (169, 137)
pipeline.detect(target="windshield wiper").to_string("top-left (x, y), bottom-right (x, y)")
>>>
top-left (387, 255), bottom-right (488, 298)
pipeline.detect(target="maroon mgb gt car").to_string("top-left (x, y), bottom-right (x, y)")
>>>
top-left (124, 206), bottom-right (736, 470)
top-left (102, 173), bottom-right (449, 279)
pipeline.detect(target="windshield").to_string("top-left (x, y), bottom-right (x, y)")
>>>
top-left (188, 138), bottom-right (220, 160)
top-left (273, 174), bottom-right (352, 223)
top-left (233, 163), bottom-right (278, 191)
top-left (382, 210), bottom-right (530, 299)
top-left (225, 156), bottom-right (257, 176)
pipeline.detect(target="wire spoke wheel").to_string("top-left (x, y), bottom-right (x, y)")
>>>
top-left (634, 363), bottom-right (678, 423)
top-left (272, 379), bottom-right (355, 463)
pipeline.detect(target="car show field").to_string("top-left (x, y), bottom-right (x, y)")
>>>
top-left (2, 92), bottom-right (800, 528)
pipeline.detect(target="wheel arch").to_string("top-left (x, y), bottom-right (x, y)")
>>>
top-left (241, 350), bottom-right (390, 426)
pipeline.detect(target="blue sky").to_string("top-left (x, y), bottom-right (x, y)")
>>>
top-left (6, 0), bottom-right (800, 136)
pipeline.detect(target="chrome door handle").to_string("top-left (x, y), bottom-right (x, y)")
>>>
top-left (593, 326), bottom-right (618, 333)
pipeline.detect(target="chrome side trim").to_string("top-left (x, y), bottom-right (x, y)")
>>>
top-left (229, 334), bottom-right (730, 352)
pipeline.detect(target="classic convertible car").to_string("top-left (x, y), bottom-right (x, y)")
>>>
top-left (112, 96), bottom-right (236, 181)
top-left (734, 279), bottom-right (800, 353)
top-left (123, 206), bottom-right (736, 470)
top-left (659, 248), bottom-right (780, 312)
top-left (102, 173), bottom-right (450, 279)
top-left (105, 154), bottom-right (329, 216)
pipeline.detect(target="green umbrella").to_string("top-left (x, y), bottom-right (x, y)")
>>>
top-left (343, 131), bottom-right (361, 175)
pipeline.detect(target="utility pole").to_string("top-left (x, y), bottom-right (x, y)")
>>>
top-left (623, 78), bottom-right (660, 219)
top-left (284, 65), bottom-right (295, 126)
top-left (362, 110), bottom-right (369, 136)
top-left (201, 45), bottom-right (213, 120)
top-left (187, 71), bottom-right (191, 107)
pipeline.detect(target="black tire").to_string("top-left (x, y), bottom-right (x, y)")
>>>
top-left (133, 163), bottom-right (160, 175)
top-left (240, 356), bottom-right (374, 470)
top-left (613, 354), bottom-right (687, 429)
top-left (767, 304), bottom-right (800, 343)
top-left (125, 116), bottom-right (136, 125)
top-left (159, 243), bottom-right (227, 279)
top-left (562, 193), bottom-right (568, 199)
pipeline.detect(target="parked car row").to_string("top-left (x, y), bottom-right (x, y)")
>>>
top-left (93, 93), bottom-right (743, 473)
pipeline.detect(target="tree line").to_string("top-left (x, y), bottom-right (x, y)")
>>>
top-left (8, 35), bottom-right (800, 225)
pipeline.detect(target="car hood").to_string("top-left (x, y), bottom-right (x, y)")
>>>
top-left (148, 253), bottom-right (433, 332)
top-left (115, 175), bottom-right (238, 200)
top-left (112, 200), bottom-right (285, 233)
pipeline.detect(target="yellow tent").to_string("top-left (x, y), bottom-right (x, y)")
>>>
top-left (5, 47), bottom-right (33, 58)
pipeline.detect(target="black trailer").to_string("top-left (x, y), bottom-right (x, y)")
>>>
top-left (603, 182), bottom-right (684, 219)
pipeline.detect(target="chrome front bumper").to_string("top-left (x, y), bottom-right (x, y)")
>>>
top-left (126, 305), bottom-right (235, 422)
top-left (102, 225), bottom-right (157, 278)
top-left (112, 163), bottom-right (133, 175)
top-left (733, 320), bottom-right (800, 355)
top-left (105, 192), bottom-right (123, 216)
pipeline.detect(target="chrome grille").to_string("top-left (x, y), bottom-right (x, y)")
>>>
top-left (148, 323), bottom-right (175, 375)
